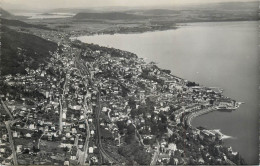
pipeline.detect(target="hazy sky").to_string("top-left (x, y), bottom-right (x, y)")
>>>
top-left (2, 0), bottom-right (256, 10)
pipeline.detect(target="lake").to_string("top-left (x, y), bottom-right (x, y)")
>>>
top-left (76, 21), bottom-right (259, 164)
top-left (13, 12), bottom-right (75, 19)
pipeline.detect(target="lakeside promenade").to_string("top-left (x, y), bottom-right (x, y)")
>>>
top-left (185, 107), bottom-right (233, 140)
top-left (185, 107), bottom-right (215, 127)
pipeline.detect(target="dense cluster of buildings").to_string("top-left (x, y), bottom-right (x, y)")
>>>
top-left (0, 28), bottom-right (241, 165)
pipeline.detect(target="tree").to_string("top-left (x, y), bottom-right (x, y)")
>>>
top-left (130, 109), bottom-right (137, 119)
top-left (161, 69), bottom-right (171, 74)
top-left (117, 121), bottom-right (126, 133)
top-left (151, 123), bottom-right (158, 135)
top-left (186, 81), bottom-right (199, 87)
top-left (159, 113), bottom-right (167, 123)
top-left (124, 74), bottom-right (133, 80)
top-left (233, 152), bottom-right (246, 165)
top-left (137, 105), bottom-right (147, 115)
top-left (158, 122), bottom-right (167, 134)
top-left (32, 145), bottom-right (40, 153)
top-left (127, 124), bottom-right (135, 135)
top-left (170, 114), bottom-right (176, 121)
top-left (63, 147), bottom-right (69, 156)
top-left (134, 149), bottom-right (151, 165)
top-left (128, 97), bottom-right (136, 109)
top-left (143, 139), bottom-right (150, 145)
top-left (168, 152), bottom-right (175, 165)
top-left (23, 149), bottom-right (29, 154)
top-left (209, 100), bottom-right (214, 105)
top-left (121, 85), bottom-right (130, 97)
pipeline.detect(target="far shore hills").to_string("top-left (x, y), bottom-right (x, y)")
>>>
top-left (1, 1), bottom-right (259, 36)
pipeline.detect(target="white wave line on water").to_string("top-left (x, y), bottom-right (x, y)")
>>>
top-left (222, 135), bottom-right (236, 140)
top-left (212, 129), bottom-right (236, 140)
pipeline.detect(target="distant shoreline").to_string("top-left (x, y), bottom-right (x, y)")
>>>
top-left (71, 19), bottom-right (258, 37)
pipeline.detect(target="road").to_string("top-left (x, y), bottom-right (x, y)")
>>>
top-left (58, 98), bottom-right (63, 134)
top-left (59, 68), bottom-right (68, 134)
top-left (75, 52), bottom-right (92, 165)
top-left (132, 123), bottom-right (144, 146)
top-left (75, 52), bottom-right (117, 164)
top-left (73, 52), bottom-right (93, 165)
top-left (226, 158), bottom-right (236, 165)
top-left (62, 75), bottom-right (67, 100)
top-left (37, 133), bottom-right (45, 149)
top-left (5, 121), bottom-right (18, 165)
top-left (1, 99), bottom-right (14, 120)
top-left (150, 141), bottom-right (160, 166)
top-left (75, 53), bottom-right (91, 81)
top-left (1, 98), bottom-right (18, 165)
top-left (79, 96), bottom-right (91, 165)
top-left (96, 91), bottom-right (118, 164)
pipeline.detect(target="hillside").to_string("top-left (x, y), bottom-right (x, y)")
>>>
top-left (1, 26), bottom-right (58, 75)
top-left (73, 12), bottom-right (147, 20)
top-left (127, 1), bottom-right (259, 20)
top-left (141, 9), bottom-right (181, 16)
top-left (1, 18), bottom-right (53, 30)
top-left (203, 1), bottom-right (259, 11)
top-left (0, 8), bottom-right (13, 18)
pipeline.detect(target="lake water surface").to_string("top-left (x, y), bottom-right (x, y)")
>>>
top-left (76, 21), bottom-right (259, 164)
top-left (13, 12), bottom-right (75, 19)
